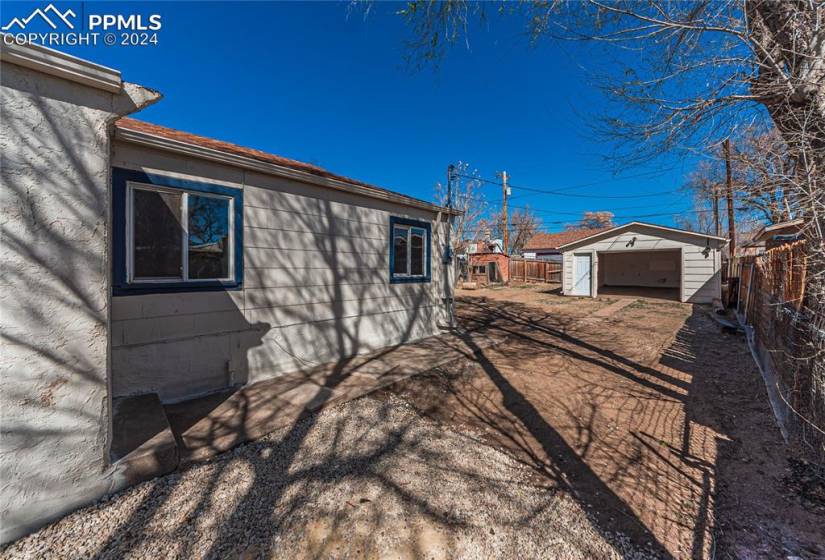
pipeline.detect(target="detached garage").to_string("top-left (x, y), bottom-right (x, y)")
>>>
top-left (558, 222), bottom-right (727, 303)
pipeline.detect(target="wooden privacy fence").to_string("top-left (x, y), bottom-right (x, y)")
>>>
top-left (738, 240), bottom-right (807, 316)
top-left (510, 258), bottom-right (561, 284)
top-left (737, 240), bottom-right (824, 457)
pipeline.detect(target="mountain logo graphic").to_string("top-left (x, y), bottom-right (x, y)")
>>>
top-left (2, 4), bottom-right (77, 31)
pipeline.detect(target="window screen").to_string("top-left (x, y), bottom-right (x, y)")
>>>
top-left (410, 228), bottom-right (425, 276)
top-left (393, 226), bottom-right (408, 276)
top-left (133, 189), bottom-right (183, 279)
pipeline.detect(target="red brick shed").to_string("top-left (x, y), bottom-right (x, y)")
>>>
top-left (468, 253), bottom-right (510, 285)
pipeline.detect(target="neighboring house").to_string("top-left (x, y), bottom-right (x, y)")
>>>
top-left (735, 219), bottom-right (804, 258)
top-left (523, 227), bottom-right (611, 262)
top-left (1, 41), bottom-right (458, 543)
top-left (557, 222), bottom-right (727, 303)
top-left (749, 218), bottom-right (804, 252)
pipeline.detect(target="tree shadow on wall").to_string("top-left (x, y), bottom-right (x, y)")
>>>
top-left (89, 182), bottom-right (463, 558)
top-left (0, 64), bottom-right (160, 540)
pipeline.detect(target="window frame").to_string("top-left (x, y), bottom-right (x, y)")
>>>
top-left (113, 168), bottom-right (243, 296)
top-left (126, 182), bottom-right (235, 284)
top-left (389, 216), bottom-right (431, 284)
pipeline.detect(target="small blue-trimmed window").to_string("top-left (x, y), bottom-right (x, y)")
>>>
top-left (112, 168), bottom-right (243, 295)
top-left (389, 216), bottom-right (431, 283)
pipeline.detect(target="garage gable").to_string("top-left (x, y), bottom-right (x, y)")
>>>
top-left (557, 222), bottom-right (727, 253)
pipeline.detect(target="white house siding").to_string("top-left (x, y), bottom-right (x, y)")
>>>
top-left (561, 225), bottom-right (723, 303)
top-left (110, 142), bottom-right (452, 402)
top-left (0, 52), bottom-right (157, 543)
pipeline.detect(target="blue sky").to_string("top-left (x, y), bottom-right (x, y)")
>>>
top-left (2, 1), bottom-right (697, 232)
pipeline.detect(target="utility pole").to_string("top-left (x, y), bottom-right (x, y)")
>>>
top-left (724, 139), bottom-right (736, 257)
top-left (445, 164), bottom-right (456, 327)
top-left (501, 171), bottom-right (509, 254)
top-left (712, 184), bottom-right (721, 237)
top-left (447, 164), bottom-right (454, 210)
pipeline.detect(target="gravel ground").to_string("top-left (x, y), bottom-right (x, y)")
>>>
top-left (1, 396), bottom-right (656, 560)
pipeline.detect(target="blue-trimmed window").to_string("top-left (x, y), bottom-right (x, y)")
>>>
top-left (112, 168), bottom-right (243, 295)
top-left (389, 216), bottom-right (431, 283)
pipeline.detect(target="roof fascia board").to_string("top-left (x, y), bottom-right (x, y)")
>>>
top-left (557, 221), bottom-right (728, 251)
top-left (0, 37), bottom-right (121, 92)
top-left (626, 222), bottom-right (728, 242)
top-left (116, 127), bottom-right (460, 216)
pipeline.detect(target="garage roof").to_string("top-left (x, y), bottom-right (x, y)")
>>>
top-left (556, 221), bottom-right (728, 250)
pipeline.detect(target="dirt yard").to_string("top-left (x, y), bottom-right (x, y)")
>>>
top-left (379, 284), bottom-right (825, 559)
top-left (2, 396), bottom-right (657, 560)
top-left (3, 284), bottom-right (823, 559)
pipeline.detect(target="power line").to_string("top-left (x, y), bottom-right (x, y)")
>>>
top-left (454, 172), bottom-right (681, 199)
top-left (448, 167), bottom-right (702, 236)
top-left (479, 200), bottom-right (686, 217)
top-left (458, 206), bottom-right (745, 235)
top-left (511, 183), bottom-right (682, 199)
top-left (455, 169), bottom-right (667, 193)
top-left (454, 193), bottom-right (688, 216)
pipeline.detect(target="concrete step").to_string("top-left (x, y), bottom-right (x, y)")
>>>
top-left (110, 393), bottom-right (178, 485)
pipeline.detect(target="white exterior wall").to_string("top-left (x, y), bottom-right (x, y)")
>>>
top-left (0, 54), bottom-right (157, 542)
top-left (563, 251), bottom-right (573, 293)
top-left (561, 225), bottom-right (723, 303)
top-left (110, 142), bottom-right (453, 402)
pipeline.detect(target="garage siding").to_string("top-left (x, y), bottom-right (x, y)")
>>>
top-left (561, 225), bottom-right (724, 304)
top-left (682, 244), bottom-right (721, 303)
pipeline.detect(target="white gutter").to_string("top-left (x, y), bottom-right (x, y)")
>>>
top-left (0, 36), bottom-right (121, 93)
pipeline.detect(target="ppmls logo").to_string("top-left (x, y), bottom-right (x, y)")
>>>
top-left (2, 3), bottom-right (162, 48)
top-left (1, 3), bottom-right (76, 31)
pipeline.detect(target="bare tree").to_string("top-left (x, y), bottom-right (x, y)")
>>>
top-left (481, 206), bottom-right (541, 254)
top-left (673, 213), bottom-right (708, 234)
top-left (508, 207), bottom-right (541, 255)
top-left (435, 161), bottom-right (487, 251)
top-left (396, 1), bottom-right (822, 244)
top-left (677, 163), bottom-right (720, 235)
top-left (729, 127), bottom-right (796, 224)
top-left (685, 128), bottom-right (794, 228)
top-left (397, 3), bottom-right (822, 159)
top-left (566, 210), bottom-right (615, 230)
